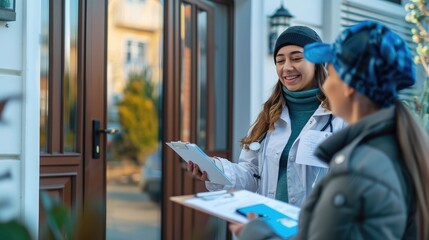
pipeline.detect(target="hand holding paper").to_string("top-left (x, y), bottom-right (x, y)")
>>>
top-left (187, 161), bottom-right (209, 181)
top-left (166, 141), bottom-right (232, 185)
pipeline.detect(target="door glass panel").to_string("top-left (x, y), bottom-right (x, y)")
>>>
top-left (180, 1), bottom-right (230, 151)
top-left (40, 0), bottom-right (50, 153)
top-left (106, 0), bottom-right (163, 238)
top-left (63, 0), bottom-right (79, 152)
top-left (180, 3), bottom-right (192, 143)
top-left (212, 3), bottom-right (229, 150)
top-left (197, 9), bottom-right (207, 149)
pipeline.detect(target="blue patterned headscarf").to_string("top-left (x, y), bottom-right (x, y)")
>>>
top-left (303, 21), bottom-right (415, 107)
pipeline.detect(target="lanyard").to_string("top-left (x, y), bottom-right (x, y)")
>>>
top-left (320, 114), bottom-right (333, 132)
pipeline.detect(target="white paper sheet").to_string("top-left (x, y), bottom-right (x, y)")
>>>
top-left (166, 141), bottom-right (232, 185)
top-left (181, 190), bottom-right (300, 224)
top-left (296, 130), bottom-right (331, 168)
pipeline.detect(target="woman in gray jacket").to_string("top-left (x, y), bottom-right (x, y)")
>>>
top-left (232, 21), bottom-right (429, 240)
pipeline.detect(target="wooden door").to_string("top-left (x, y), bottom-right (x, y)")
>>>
top-left (39, 0), bottom-right (107, 238)
top-left (163, 0), bottom-right (234, 239)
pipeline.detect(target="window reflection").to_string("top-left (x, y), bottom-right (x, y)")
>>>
top-left (125, 40), bottom-right (148, 74)
top-left (197, 10), bottom-right (207, 149)
top-left (180, 2), bottom-right (230, 151)
top-left (40, 0), bottom-right (49, 153)
top-left (212, 4), bottom-right (229, 150)
top-left (180, 3), bottom-right (192, 143)
top-left (63, 0), bottom-right (79, 152)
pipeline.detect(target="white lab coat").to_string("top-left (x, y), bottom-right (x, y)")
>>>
top-left (206, 105), bottom-right (347, 207)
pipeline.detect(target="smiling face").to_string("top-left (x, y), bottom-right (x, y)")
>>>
top-left (275, 45), bottom-right (316, 91)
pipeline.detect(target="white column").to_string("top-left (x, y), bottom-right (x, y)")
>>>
top-left (22, 0), bottom-right (41, 238)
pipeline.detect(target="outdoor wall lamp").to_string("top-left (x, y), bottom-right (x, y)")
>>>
top-left (269, 2), bottom-right (293, 54)
top-left (0, 0), bottom-right (16, 22)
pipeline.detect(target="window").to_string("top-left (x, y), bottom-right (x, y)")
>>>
top-left (179, 1), bottom-right (230, 151)
top-left (124, 39), bottom-right (148, 74)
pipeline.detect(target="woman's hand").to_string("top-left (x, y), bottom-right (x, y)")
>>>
top-left (187, 161), bottom-right (209, 181)
top-left (229, 212), bottom-right (258, 237)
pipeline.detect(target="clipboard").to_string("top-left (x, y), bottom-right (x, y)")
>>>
top-left (170, 190), bottom-right (300, 225)
top-left (166, 141), bottom-right (232, 185)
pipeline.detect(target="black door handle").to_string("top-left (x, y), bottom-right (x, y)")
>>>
top-left (92, 120), bottom-right (118, 159)
top-left (97, 128), bottom-right (118, 134)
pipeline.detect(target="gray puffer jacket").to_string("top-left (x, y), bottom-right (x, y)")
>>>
top-left (238, 107), bottom-right (417, 240)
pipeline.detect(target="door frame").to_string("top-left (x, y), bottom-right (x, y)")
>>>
top-left (24, 0), bottom-right (43, 236)
top-left (162, 0), bottom-right (235, 239)
top-left (38, 0), bottom-right (108, 238)
top-left (82, 0), bottom-right (108, 236)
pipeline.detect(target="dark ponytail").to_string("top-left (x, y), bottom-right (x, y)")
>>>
top-left (395, 101), bottom-right (429, 240)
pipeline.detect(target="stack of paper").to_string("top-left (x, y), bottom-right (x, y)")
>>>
top-left (170, 190), bottom-right (300, 238)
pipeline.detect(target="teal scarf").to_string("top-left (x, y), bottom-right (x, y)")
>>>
top-left (275, 86), bottom-right (320, 203)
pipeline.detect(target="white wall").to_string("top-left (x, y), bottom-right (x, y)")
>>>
top-left (0, 0), bottom-right (40, 238)
top-left (0, 0), bottom-right (23, 229)
top-left (232, 0), bottom-right (254, 160)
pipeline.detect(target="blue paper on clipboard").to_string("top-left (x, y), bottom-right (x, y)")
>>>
top-left (166, 141), bottom-right (232, 185)
top-left (236, 203), bottom-right (298, 239)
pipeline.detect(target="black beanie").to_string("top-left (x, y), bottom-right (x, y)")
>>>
top-left (273, 26), bottom-right (322, 63)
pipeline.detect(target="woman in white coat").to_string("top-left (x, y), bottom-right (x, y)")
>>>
top-left (188, 26), bottom-right (346, 207)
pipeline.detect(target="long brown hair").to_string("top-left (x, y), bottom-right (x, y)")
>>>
top-left (396, 101), bottom-right (429, 240)
top-left (240, 63), bottom-right (328, 148)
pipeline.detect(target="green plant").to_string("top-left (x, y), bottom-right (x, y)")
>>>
top-left (0, 220), bottom-right (31, 240)
top-left (116, 71), bottom-right (159, 164)
top-left (0, 191), bottom-right (103, 240)
top-left (405, 0), bottom-right (429, 131)
top-left (39, 191), bottom-right (104, 240)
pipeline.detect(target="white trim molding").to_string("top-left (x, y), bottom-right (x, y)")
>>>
top-left (22, 0), bottom-right (41, 238)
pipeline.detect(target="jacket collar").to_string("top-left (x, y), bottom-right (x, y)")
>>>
top-left (315, 106), bottom-right (396, 164)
